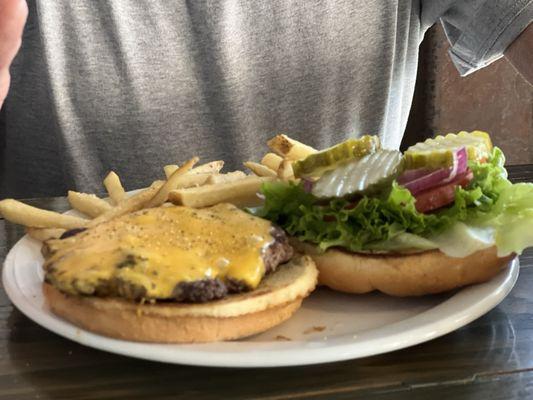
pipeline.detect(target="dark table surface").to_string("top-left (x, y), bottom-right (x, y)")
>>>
top-left (1, 165), bottom-right (533, 400)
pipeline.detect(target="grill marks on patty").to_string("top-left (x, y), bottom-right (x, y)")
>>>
top-left (46, 226), bottom-right (294, 303)
top-left (172, 279), bottom-right (228, 303)
top-left (264, 227), bottom-right (294, 275)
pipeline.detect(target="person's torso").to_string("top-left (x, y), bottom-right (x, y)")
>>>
top-left (4, 0), bottom-right (423, 197)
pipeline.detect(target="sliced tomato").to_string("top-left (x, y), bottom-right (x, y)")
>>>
top-left (344, 201), bottom-right (359, 210)
top-left (415, 170), bottom-right (474, 213)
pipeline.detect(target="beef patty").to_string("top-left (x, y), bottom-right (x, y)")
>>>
top-left (46, 226), bottom-right (294, 303)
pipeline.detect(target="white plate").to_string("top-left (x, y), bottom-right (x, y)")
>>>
top-left (3, 234), bottom-right (519, 367)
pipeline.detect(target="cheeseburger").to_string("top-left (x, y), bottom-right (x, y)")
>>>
top-left (42, 203), bottom-right (317, 342)
top-left (256, 131), bottom-right (533, 296)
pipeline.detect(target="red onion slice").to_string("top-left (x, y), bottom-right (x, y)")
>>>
top-left (399, 147), bottom-right (468, 195)
top-left (401, 168), bottom-right (451, 195)
top-left (442, 147), bottom-right (468, 183)
top-left (302, 178), bottom-right (314, 193)
top-left (397, 168), bottom-right (432, 184)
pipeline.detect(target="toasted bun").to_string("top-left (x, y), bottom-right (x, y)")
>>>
top-left (43, 255), bottom-right (318, 343)
top-left (292, 241), bottom-right (514, 296)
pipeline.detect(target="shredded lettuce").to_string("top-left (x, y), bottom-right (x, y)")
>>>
top-left (255, 147), bottom-right (533, 255)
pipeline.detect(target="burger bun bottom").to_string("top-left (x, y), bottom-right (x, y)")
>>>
top-left (292, 241), bottom-right (514, 296)
top-left (43, 255), bottom-right (318, 343)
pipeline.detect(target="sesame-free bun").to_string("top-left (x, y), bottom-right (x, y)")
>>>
top-left (43, 255), bottom-right (317, 343)
top-left (292, 241), bottom-right (513, 296)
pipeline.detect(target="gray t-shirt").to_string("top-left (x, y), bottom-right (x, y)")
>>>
top-left (2, 0), bottom-right (532, 198)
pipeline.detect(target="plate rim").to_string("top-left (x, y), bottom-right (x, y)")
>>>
top-left (2, 235), bottom-right (519, 368)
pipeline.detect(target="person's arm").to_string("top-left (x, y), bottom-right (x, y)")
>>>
top-left (0, 0), bottom-right (28, 110)
top-left (422, 1), bottom-right (533, 78)
top-left (505, 22), bottom-right (533, 86)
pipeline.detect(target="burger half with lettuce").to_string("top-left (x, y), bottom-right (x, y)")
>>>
top-left (255, 131), bottom-right (533, 296)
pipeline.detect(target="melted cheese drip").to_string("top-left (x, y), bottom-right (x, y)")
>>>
top-left (44, 204), bottom-right (273, 299)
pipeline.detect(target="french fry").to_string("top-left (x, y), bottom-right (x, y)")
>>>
top-left (206, 171), bottom-right (247, 185)
top-left (243, 161), bottom-right (277, 178)
top-left (190, 160), bottom-right (224, 175)
top-left (164, 160), bottom-right (224, 178)
top-left (169, 176), bottom-right (272, 208)
top-left (0, 199), bottom-right (88, 229)
top-left (261, 153), bottom-right (283, 171)
top-left (164, 164), bottom-right (179, 179)
top-left (140, 172), bottom-right (211, 193)
top-left (278, 160), bottom-right (295, 181)
top-left (267, 134), bottom-right (317, 161)
top-left (103, 171), bottom-right (126, 204)
top-left (147, 157), bottom-right (199, 208)
top-left (26, 227), bottom-right (66, 242)
top-left (67, 191), bottom-right (112, 218)
top-left (89, 181), bottom-right (163, 227)
top-left (174, 173), bottom-right (212, 188)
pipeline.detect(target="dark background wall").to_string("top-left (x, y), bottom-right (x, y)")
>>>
top-left (403, 25), bottom-right (533, 165)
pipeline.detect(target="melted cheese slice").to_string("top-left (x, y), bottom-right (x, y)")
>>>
top-left (44, 204), bottom-right (274, 299)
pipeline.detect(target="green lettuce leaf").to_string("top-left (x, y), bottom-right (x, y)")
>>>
top-left (426, 222), bottom-right (495, 257)
top-left (364, 232), bottom-right (438, 253)
top-left (257, 180), bottom-right (450, 252)
top-left (256, 147), bottom-right (533, 255)
top-left (487, 183), bottom-right (533, 256)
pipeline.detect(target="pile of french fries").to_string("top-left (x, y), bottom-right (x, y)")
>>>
top-left (244, 134), bottom-right (317, 181)
top-left (0, 134), bottom-right (317, 242)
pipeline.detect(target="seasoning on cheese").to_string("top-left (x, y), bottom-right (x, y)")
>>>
top-left (43, 203), bottom-right (274, 299)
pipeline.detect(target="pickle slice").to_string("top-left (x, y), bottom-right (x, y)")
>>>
top-left (311, 150), bottom-right (403, 198)
top-left (293, 135), bottom-right (381, 178)
top-left (404, 131), bottom-right (493, 170)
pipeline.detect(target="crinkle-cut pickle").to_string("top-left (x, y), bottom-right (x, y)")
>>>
top-left (293, 135), bottom-right (381, 178)
top-left (404, 131), bottom-right (493, 170)
top-left (311, 150), bottom-right (403, 198)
